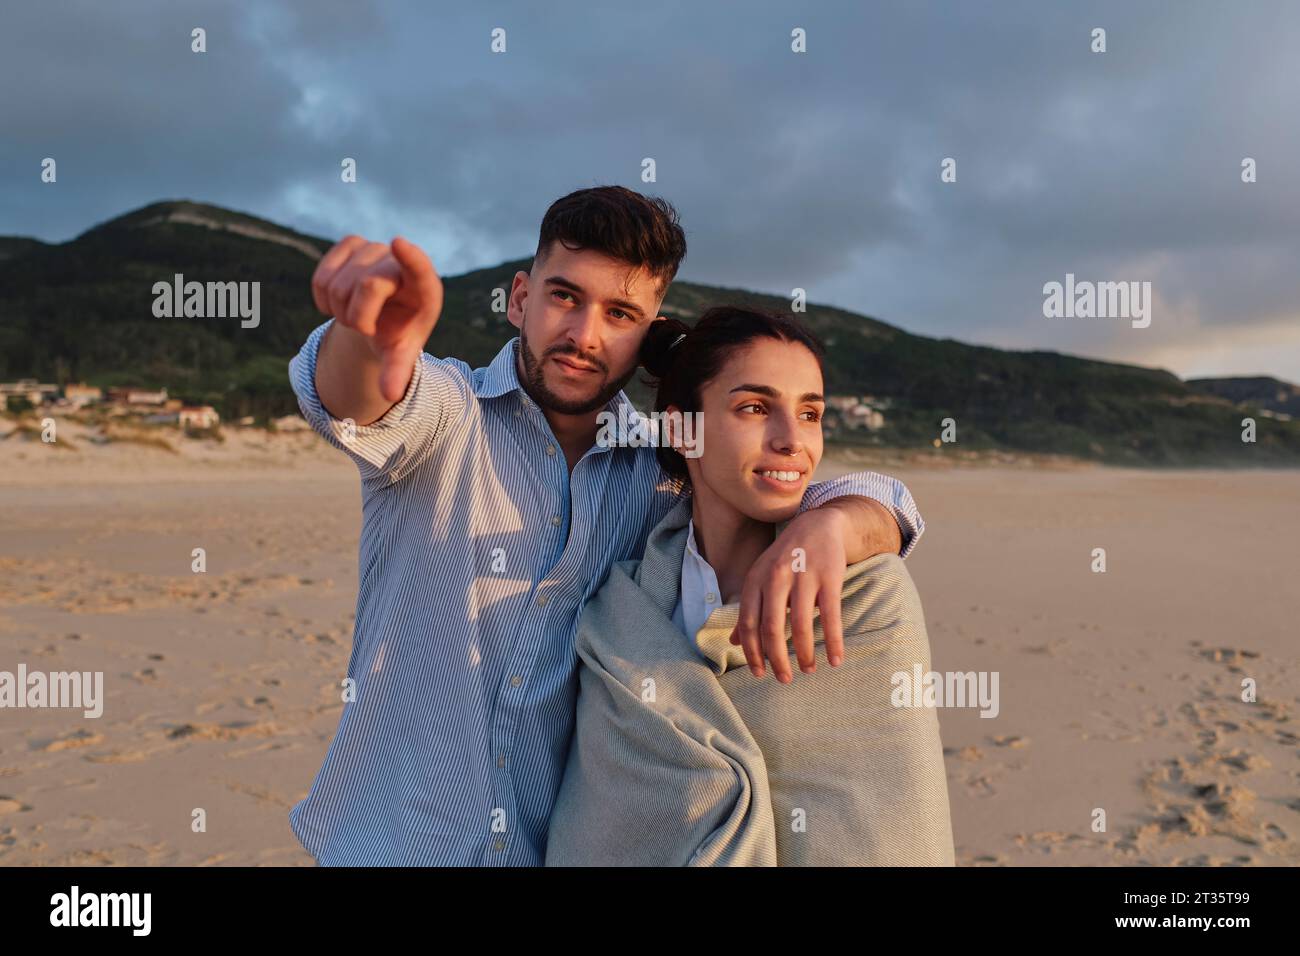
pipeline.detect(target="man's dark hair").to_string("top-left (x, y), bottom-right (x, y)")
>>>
top-left (534, 186), bottom-right (687, 299)
top-left (638, 305), bottom-right (827, 487)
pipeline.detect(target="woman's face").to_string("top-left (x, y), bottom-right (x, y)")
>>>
top-left (672, 336), bottom-right (825, 524)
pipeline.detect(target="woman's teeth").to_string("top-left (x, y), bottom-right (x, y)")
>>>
top-left (758, 470), bottom-right (802, 481)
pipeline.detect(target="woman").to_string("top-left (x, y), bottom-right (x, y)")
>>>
top-left (545, 306), bottom-right (955, 866)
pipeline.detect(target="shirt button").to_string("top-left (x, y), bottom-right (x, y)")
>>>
top-left (545, 444), bottom-right (556, 456)
top-left (706, 592), bottom-right (716, 603)
top-left (510, 675), bottom-right (523, 687)
top-left (551, 515), bottom-right (561, 526)
top-left (493, 838), bottom-right (505, 851)
top-left (497, 754), bottom-right (506, 768)
top-left (536, 594), bottom-right (548, 607)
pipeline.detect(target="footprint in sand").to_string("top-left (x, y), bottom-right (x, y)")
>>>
top-left (167, 720), bottom-right (277, 741)
top-left (1135, 752), bottom-right (1280, 852)
top-left (1023, 641), bottom-right (1067, 656)
top-left (1197, 646), bottom-right (1261, 673)
top-left (38, 729), bottom-right (104, 752)
top-left (1014, 831), bottom-right (1090, 855)
top-left (1217, 750), bottom-right (1270, 772)
top-left (963, 773), bottom-right (997, 797)
top-left (1173, 853), bottom-right (1255, 866)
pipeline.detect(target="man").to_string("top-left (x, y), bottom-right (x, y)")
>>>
top-left (287, 185), bottom-right (925, 865)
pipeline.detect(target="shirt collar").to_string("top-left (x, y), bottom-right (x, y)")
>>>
top-left (475, 337), bottom-right (529, 399)
top-left (684, 518), bottom-right (703, 560)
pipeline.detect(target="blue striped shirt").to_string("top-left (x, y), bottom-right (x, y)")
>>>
top-left (286, 319), bottom-right (925, 865)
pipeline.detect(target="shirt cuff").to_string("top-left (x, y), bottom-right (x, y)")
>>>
top-left (798, 470), bottom-right (926, 558)
top-left (287, 319), bottom-right (426, 473)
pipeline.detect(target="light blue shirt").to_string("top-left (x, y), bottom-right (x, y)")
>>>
top-left (671, 519), bottom-right (725, 643)
top-left (286, 319), bottom-right (925, 865)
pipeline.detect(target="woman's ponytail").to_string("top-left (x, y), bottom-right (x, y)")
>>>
top-left (639, 316), bottom-right (692, 379)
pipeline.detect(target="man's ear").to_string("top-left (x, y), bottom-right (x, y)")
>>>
top-left (506, 271), bottom-right (529, 331)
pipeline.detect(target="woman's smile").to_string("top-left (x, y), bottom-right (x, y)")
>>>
top-left (751, 467), bottom-right (807, 493)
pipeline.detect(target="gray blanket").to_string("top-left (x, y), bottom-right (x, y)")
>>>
top-left (545, 496), bottom-right (956, 866)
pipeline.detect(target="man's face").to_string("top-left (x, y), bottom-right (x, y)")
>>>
top-left (674, 337), bottom-right (825, 524)
top-left (508, 242), bottom-right (664, 415)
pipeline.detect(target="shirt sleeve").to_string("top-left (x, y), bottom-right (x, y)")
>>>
top-left (287, 319), bottom-right (471, 487)
top-left (797, 470), bottom-right (926, 559)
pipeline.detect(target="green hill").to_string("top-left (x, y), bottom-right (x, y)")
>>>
top-left (1187, 376), bottom-right (1300, 418)
top-left (2, 199), bottom-right (1297, 465)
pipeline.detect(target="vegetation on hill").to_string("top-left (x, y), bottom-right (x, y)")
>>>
top-left (2, 200), bottom-right (1296, 464)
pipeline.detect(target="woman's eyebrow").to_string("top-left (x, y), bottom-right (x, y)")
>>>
top-left (728, 383), bottom-right (824, 403)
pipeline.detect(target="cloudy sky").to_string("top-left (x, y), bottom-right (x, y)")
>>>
top-left (4, 0), bottom-right (1299, 382)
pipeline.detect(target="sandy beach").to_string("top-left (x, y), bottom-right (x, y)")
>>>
top-left (1, 421), bottom-right (1296, 866)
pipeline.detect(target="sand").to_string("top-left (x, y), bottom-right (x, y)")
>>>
top-left (1, 419), bottom-right (1296, 866)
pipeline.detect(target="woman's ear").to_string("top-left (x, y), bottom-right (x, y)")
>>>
top-left (661, 403), bottom-right (682, 452)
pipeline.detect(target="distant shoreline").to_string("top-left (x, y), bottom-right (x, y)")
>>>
top-left (2, 413), bottom-right (1296, 491)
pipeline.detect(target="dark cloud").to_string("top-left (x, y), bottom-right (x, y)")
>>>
top-left (2, 0), bottom-right (1297, 380)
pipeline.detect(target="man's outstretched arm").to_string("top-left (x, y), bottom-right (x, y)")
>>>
top-left (290, 235), bottom-right (467, 487)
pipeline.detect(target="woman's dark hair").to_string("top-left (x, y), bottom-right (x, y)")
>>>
top-left (639, 305), bottom-right (827, 487)
top-left (535, 186), bottom-right (687, 298)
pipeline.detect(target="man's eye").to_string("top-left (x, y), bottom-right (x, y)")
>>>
top-left (552, 290), bottom-right (573, 302)
top-left (610, 309), bottom-right (629, 320)
top-left (739, 403), bottom-right (764, 414)
top-left (802, 410), bottom-right (822, 422)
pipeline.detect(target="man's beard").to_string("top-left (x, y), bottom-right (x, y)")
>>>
top-left (518, 324), bottom-right (633, 415)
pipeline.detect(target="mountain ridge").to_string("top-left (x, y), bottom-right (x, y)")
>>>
top-left (2, 199), bottom-right (1296, 465)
